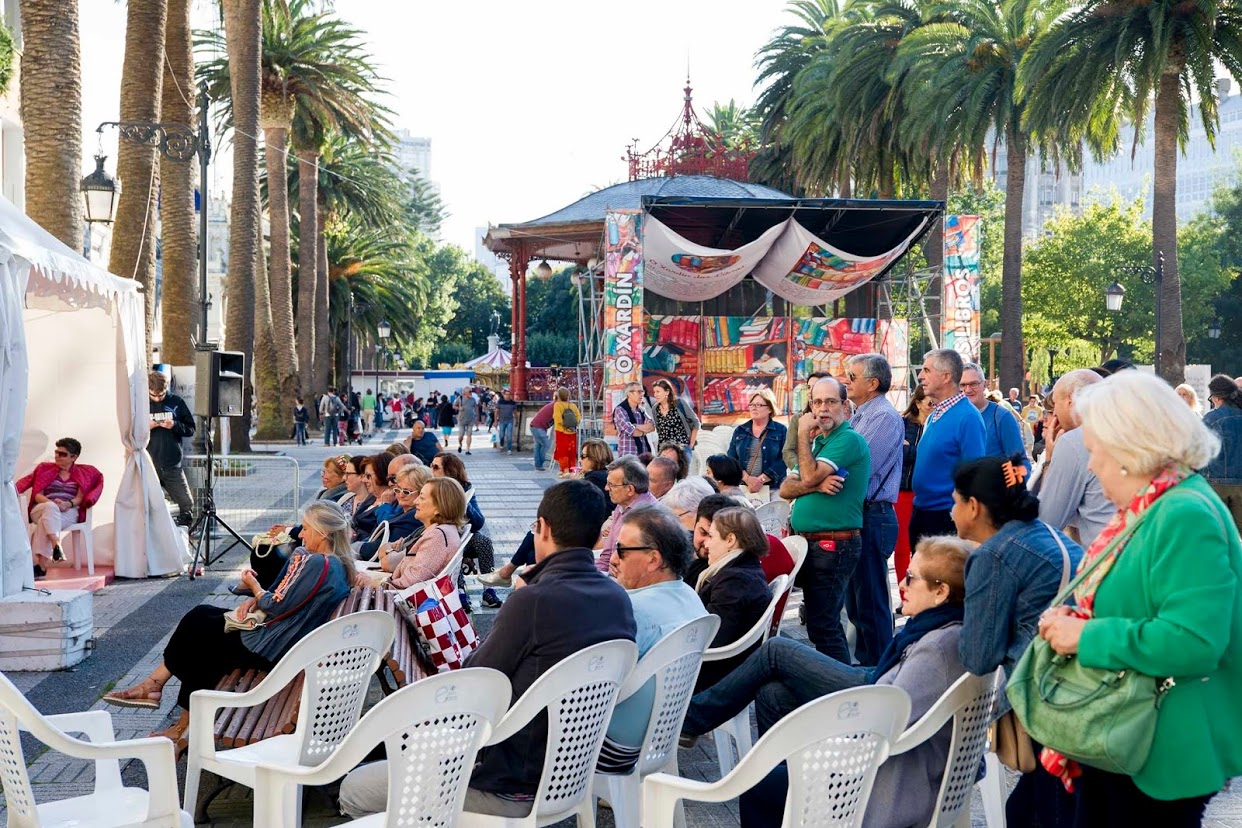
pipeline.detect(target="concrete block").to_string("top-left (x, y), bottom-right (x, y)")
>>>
top-left (0, 590), bottom-right (93, 671)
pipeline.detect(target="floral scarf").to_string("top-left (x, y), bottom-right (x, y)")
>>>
top-left (1040, 464), bottom-right (1192, 791)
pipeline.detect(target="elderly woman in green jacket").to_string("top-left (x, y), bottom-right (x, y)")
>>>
top-left (1037, 370), bottom-right (1242, 827)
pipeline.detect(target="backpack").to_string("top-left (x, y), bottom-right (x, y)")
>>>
top-left (561, 405), bottom-right (579, 432)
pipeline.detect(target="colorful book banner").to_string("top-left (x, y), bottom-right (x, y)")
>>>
top-left (941, 215), bottom-right (981, 363)
top-left (603, 210), bottom-right (645, 430)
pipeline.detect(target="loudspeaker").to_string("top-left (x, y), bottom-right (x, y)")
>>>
top-left (194, 350), bottom-right (246, 418)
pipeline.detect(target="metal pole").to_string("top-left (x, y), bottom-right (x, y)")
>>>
top-left (197, 82), bottom-right (212, 345)
top-left (1154, 250), bottom-right (1164, 377)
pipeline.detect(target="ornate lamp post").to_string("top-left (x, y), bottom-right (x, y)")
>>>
top-left (79, 155), bottom-right (121, 228)
top-left (1108, 252), bottom-right (1165, 374)
top-left (88, 82), bottom-right (213, 346)
top-left (1209, 319), bottom-right (1222, 340)
top-left (376, 320), bottom-right (391, 395)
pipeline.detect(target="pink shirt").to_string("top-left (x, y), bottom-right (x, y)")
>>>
top-left (388, 524), bottom-right (460, 589)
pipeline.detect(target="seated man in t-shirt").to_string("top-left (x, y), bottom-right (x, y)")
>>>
top-left (17, 438), bottom-right (104, 577)
top-left (405, 419), bottom-right (442, 466)
top-left (338, 479), bottom-right (637, 819)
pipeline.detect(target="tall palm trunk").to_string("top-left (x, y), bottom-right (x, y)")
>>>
top-left (253, 226), bottom-right (284, 440)
top-left (18, 0), bottom-right (83, 248)
top-left (260, 121), bottom-right (299, 429)
top-left (109, 0), bottom-right (168, 359)
top-left (296, 148), bottom-right (320, 404)
top-left (1152, 68), bottom-right (1185, 385)
top-left (222, 0), bottom-right (260, 451)
top-left (159, 0), bottom-right (197, 366)
top-left (999, 129), bottom-right (1027, 392)
top-left (924, 163), bottom-right (949, 349)
top-left (315, 225), bottom-right (332, 392)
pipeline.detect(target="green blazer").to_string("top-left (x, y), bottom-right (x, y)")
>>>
top-left (1077, 474), bottom-right (1242, 800)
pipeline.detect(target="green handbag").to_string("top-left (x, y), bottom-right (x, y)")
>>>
top-left (1005, 514), bottom-right (1175, 776)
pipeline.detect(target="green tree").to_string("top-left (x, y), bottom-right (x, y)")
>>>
top-left (438, 266), bottom-right (511, 356)
top-left (428, 342), bottom-right (474, 368)
top-left (526, 333), bottom-right (579, 368)
top-left (704, 100), bottom-right (761, 152)
top-left (1019, 0), bottom-right (1242, 385)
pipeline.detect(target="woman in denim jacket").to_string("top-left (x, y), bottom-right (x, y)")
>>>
top-left (726, 389), bottom-right (788, 497)
top-left (1204, 373), bottom-right (1242, 528)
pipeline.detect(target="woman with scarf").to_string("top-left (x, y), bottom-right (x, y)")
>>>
top-left (681, 535), bottom-right (975, 828)
top-left (1035, 371), bottom-right (1242, 827)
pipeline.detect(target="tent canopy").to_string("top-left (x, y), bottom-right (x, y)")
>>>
top-left (465, 348), bottom-right (513, 369)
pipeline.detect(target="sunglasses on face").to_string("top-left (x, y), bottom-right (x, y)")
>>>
top-left (387, 475), bottom-right (398, 484)
top-left (392, 486), bottom-right (418, 497)
top-left (54, 450), bottom-right (70, 457)
top-left (903, 572), bottom-right (942, 587)
top-left (614, 544), bottom-right (657, 559)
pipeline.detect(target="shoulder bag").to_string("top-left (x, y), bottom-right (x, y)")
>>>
top-left (992, 522), bottom-right (1071, 772)
top-left (1005, 512), bottom-right (1174, 775)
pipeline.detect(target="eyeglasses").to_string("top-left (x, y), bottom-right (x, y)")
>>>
top-left (387, 475), bottom-right (398, 484)
top-left (959, 381), bottom-right (984, 390)
top-left (604, 480), bottom-right (631, 490)
top-left (431, 464), bottom-right (443, 471)
top-left (53, 450), bottom-right (70, 457)
top-left (364, 473), bottom-right (376, 480)
top-left (811, 398), bottom-right (844, 408)
top-left (392, 486), bottom-right (418, 496)
top-left (614, 544), bottom-right (657, 559)
top-left (580, 453), bottom-right (591, 460)
top-left (529, 518), bottom-right (541, 533)
top-left (903, 572), bottom-right (942, 587)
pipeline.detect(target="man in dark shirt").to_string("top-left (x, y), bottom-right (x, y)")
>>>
top-left (147, 371), bottom-right (196, 526)
top-left (338, 479), bottom-right (637, 819)
top-left (404, 420), bottom-right (442, 465)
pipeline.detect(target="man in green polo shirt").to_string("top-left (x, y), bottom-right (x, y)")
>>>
top-left (361, 388), bottom-right (377, 435)
top-left (779, 376), bottom-right (871, 661)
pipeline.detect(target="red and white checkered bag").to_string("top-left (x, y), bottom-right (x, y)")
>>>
top-left (395, 574), bottom-right (479, 672)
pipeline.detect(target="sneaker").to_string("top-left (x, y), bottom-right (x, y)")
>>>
top-left (678, 734), bottom-right (698, 750)
top-left (51, 544), bottom-right (64, 562)
top-left (481, 589), bottom-right (503, 609)
top-left (458, 589), bottom-right (473, 613)
top-left (465, 450), bottom-right (472, 455)
top-left (33, 563), bottom-right (46, 578)
top-left (478, 571), bottom-right (512, 587)
top-left (457, 446), bottom-right (463, 453)
top-left (507, 449), bottom-right (513, 455)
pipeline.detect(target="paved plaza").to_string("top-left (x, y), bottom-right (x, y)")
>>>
top-left (3, 424), bottom-right (1240, 826)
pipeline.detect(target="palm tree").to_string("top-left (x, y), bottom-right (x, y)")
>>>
top-left (220, 0), bottom-right (261, 451)
top-left (109, 0), bottom-right (168, 358)
top-left (704, 100), bottom-right (761, 152)
top-left (1019, 0), bottom-right (1242, 385)
top-left (18, 0), bottom-right (83, 248)
top-left (159, 0), bottom-right (197, 366)
top-left (893, 0), bottom-right (1066, 391)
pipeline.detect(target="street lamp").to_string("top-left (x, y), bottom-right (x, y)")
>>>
top-left (1108, 252), bottom-right (1165, 374)
top-left (79, 155), bottom-right (120, 226)
top-left (375, 320), bottom-right (391, 395)
top-left (534, 259), bottom-right (553, 279)
top-left (1209, 319), bottom-right (1222, 339)
top-left (377, 319), bottom-right (392, 342)
top-left (89, 81), bottom-right (213, 347)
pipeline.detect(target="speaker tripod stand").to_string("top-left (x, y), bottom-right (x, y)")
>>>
top-left (188, 415), bottom-right (252, 579)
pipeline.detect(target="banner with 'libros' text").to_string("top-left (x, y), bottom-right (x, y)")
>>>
top-left (941, 215), bottom-right (981, 363)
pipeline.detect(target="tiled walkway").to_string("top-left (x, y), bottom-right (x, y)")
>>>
top-left (3, 424), bottom-right (1239, 826)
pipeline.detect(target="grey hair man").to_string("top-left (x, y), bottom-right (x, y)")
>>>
top-left (960, 363), bottom-right (1030, 472)
top-left (1036, 369), bottom-right (1113, 546)
top-left (646, 455), bottom-right (679, 500)
top-left (842, 354), bottom-right (905, 666)
top-left (909, 349), bottom-right (985, 550)
top-left (595, 457), bottom-right (659, 574)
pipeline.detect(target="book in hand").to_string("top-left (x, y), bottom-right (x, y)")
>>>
top-left (223, 606), bottom-right (267, 633)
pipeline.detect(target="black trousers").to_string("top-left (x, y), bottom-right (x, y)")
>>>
top-left (156, 463), bottom-right (195, 525)
top-left (908, 506), bottom-right (956, 553)
top-left (163, 605), bottom-right (273, 710)
top-left (1074, 766), bottom-right (1213, 827)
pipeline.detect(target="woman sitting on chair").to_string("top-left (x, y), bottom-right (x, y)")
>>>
top-left (340, 455), bottom-right (373, 522)
top-left (103, 501), bottom-right (355, 749)
top-left (361, 477), bottom-right (465, 590)
top-left (431, 452), bottom-right (485, 534)
top-left (17, 438), bottom-right (104, 578)
top-left (315, 454), bottom-right (350, 501)
top-left (360, 464), bottom-right (432, 563)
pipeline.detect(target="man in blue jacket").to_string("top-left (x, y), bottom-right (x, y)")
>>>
top-left (910, 350), bottom-right (985, 550)
top-left (338, 479), bottom-right (636, 819)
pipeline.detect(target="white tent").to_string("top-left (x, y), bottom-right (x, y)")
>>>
top-left (0, 194), bottom-right (185, 597)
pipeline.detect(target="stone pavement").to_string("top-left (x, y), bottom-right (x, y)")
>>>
top-left (3, 422), bottom-right (1240, 826)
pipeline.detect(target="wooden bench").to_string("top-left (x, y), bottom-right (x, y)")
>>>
top-left (209, 585), bottom-right (424, 750)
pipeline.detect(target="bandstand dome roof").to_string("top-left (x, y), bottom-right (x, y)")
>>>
top-left (522, 176), bottom-right (793, 227)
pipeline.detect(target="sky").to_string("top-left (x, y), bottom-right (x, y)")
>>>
top-left (79, 0), bottom-right (790, 255)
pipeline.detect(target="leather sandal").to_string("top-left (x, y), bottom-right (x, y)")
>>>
top-left (103, 679), bottom-right (163, 709)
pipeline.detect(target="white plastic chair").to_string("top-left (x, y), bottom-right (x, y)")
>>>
top-left (769, 536), bottom-right (808, 638)
top-left (354, 520), bottom-right (391, 570)
top-left (20, 491), bottom-right (96, 575)
top-left (0, 670), bottom-right (191, 827)
top-left (754, 499), bottom-right (790, 538)
top-left (706, 574), bottom-right (789, 778)
top-left (589, 616), bottom-right (721, 828)
top-left (183, 611), bottom-right (397, 822)
top-left (251, 668), bottom-right (512, 828)
top-left (643, 684), bottom-right (912, 828)
top-left (889, 669), bottom-right (1004, 828)
top-left (458, 639), bottom-right (639, 828)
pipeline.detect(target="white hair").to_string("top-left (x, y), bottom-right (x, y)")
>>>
top-left (660, 477), bottom-right (715, 514)
top-left (1075, 371), bottom-right (1220, 476)
top-left (1174, 383), bottom-right (1201, 413)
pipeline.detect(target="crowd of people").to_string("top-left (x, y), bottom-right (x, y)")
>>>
top-left (64, 358), bottom-right (1240, 827)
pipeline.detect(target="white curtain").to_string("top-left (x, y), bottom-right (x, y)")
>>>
top-left (112, 289), bottom-right (185, 577)
top-left (0, 253), bottom-right (32, 598)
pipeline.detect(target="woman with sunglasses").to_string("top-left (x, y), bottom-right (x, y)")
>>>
top-left (358, 464), bottom-right (433, 564)
top-left (17, 438), bottom-right (104, 577)
top-left (576, 438), bottom-right (613, 492)
top-left (361, 476), bottom-right (467, 590)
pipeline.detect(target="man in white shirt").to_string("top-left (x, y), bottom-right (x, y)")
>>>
top-left (1036, 369), bottom-right (1114, 547)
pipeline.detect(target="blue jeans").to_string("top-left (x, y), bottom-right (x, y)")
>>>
top-left (845, 502), bottom-right (898, 666)
top-left (531, 427), bottom-right (551, 469)
top-left (294, 422), bottom-right (307, 445)
top-left (801, 533), bottom-right (862, 662)
top-left (323, 417), bottom-right (339, 446)
top-left (682, 637), bottom-right (868, 738)
top-left (497, 421), bottom-right (514, 451)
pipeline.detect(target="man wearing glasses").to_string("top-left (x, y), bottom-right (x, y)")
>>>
top-left (959, 363), bottom-right (1030, 473)
top-left (779, 377), bottom-right (871, 661)
top-left (910, 349), bottom-right (985, 549)
top-left (148, 370), bottom-right (197, 527)
top-left (595, 458), bottom-right (660, 573)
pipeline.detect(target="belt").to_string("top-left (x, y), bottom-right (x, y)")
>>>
top-left (799, 529), bottom-right (860, 541)
top-left (863, 500), bottom-right (896, 509)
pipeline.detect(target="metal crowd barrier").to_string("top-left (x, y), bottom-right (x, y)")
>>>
top-left (183, 454), bottom-right (301, 536)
